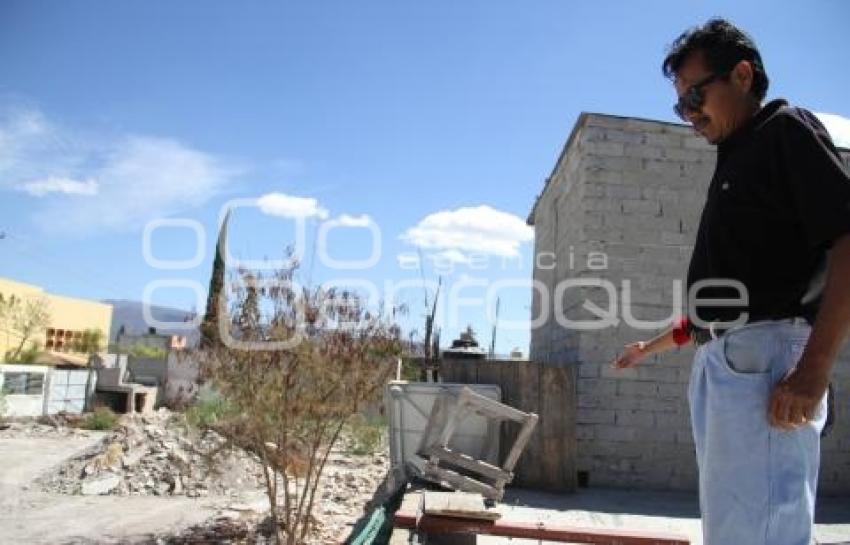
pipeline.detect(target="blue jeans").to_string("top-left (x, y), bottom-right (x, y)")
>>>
top-left (687, 317), bottom-right (829, 545)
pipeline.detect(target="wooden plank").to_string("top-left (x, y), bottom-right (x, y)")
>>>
top-left (514, 361), bottom-right (542, 486)
top-left (422, 491), bottom-right (501, 521)
top-left (458, 386), bottom-right (529, 421)
top-left (422, 463), bottom-right (501, 499)
top-left (434, 359), bottom-right (576, 491)
top-left (502, 413), bottom-right (539, 472)
top-left (393, 513), bottom-right (691, 545)
top-left (450, 359), bottom-right (469, 384)
top-left (540, 364), bottom-right (569, 491)
top-left (417, 392), bottom-right (453, 457)
top-left (425, 445), bottom-right (512, 482)
top-left (440, 359), bottom-right (457, 382)
top-left (460, 360), bottom-right (475, 384)
top-left (498, 361), bottom-right (519, 465)
top-left (475, 361), bottom-right (501, 387)
top-left (472, 362), bottom-right (503, 462)
top-left (564, 364), bottom-right (578, 490)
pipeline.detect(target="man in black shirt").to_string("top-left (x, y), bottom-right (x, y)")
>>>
top-left (612, 18), bottom-right (850, 545)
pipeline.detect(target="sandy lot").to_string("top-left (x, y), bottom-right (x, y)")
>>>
top-left (0, 433), bottom-right (239, 544)
top-left (0, 418), bottom-right (388, 545)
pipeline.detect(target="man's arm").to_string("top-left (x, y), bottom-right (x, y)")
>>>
top-left (769, 232), bottom-right (850, 429)
top-left (611, 323), bottom-right (690, 369)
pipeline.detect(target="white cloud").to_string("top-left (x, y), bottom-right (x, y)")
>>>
top-left (334, 213), bottom-right (372, 227)
top-left (815, 112), bottom-right (850, 149)
top-left (18, 176), bottom-right (99, 197)
top-left (256, 192), bottom-right (329, 220)
top-left (0, 105), bottom-right (236, 235)
top-left (400, 205), bottom-right (533, 260)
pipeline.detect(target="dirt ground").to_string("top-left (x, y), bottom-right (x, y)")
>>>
top-left (0, 417), bottom-right (388, 545)
top-left (0, 432), bottom-right (234, 544)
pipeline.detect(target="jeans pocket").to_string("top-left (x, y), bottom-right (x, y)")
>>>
top-left (720, 328), bottom-right (773, 378)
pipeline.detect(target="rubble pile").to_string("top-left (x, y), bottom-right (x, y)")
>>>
top-left (39, 409), bottom-right (265, 498)
top-left (17, 407), bottom-right (392, 544)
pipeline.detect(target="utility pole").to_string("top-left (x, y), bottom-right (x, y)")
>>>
top-left (489, 297), bottom-right (500, 359)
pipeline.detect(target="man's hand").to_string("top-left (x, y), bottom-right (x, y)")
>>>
top-left (768, 359), bottom-right (830, 430)
top-left (611, 341), bottom-right (648, 369)
top-left (767, 234), bottom-right (850, 430)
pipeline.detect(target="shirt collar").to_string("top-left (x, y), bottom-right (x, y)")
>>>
top-left (717, 98), bottom-right (788, 154)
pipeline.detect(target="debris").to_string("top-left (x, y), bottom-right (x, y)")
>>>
top-left (7, 408), bottom-right (391, 544)
top-left (81, 474), bottom-right (120, 495)
top-left (409, 386), bottom-right (538, 501)
top-left (422, 491), bottom-right (501, 521)
top-left (385, 381), bottom-right (503, 490)
top-left (37, 409), bottom-right (265, 497)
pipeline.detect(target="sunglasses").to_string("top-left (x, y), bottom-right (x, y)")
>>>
top-left (673, 70), bottom-right (730, 121)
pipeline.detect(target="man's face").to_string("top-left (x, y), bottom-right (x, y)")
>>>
top-left (674, 52), bottom-right (753, 144)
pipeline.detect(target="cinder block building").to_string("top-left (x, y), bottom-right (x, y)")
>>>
top-left (526, 112), bottom-right (850, 494)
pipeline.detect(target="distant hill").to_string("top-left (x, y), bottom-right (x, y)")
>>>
top-left (103, 299), bottom-right (199, 345)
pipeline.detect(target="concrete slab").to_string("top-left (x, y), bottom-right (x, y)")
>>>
top-left (475, 487), bottom-right (850, 545)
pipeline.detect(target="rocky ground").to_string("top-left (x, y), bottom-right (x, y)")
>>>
top-left (1, 409), bottom-right (390, 544)
top-left (37, 409), bottom-right (264, 498)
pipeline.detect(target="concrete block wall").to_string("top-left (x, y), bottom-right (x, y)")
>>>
top-left (528, 112), bottom-right (850, 494)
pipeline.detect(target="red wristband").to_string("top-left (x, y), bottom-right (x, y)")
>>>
top-left (672, 316), bottom-right (690, 346)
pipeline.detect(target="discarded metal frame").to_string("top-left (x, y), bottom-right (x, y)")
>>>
top-left (408, 385), bottom-right (538, 501)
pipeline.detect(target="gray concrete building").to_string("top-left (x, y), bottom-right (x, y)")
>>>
top-left (526, 112), bottom-right (850, 494)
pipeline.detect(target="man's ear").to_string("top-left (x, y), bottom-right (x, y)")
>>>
top-left (732, 59), bottom-right (754, 95)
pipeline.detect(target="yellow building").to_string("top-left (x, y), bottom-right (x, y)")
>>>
top-left (0, 277), bottom-right (112, 362)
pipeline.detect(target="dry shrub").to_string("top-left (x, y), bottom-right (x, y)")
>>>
top-left (198, 254), bottom-right (403, 545)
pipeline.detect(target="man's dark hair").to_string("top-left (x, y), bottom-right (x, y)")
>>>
top-left (662, 18), bottom-right (769, 102)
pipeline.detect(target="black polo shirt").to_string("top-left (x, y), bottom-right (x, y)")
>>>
top-left (686, 98), bottom-right (850, 331)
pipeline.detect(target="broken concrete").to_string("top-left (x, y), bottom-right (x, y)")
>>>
top-left (80, 474), bottom-right (121, 496)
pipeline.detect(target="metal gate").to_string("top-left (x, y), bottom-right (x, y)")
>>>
top-left (46, 369), bottom-right (92, 414)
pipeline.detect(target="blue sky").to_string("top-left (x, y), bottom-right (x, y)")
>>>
top-left (1, 1), bottom-right (848, 354)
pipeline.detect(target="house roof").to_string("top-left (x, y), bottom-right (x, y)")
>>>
top-left (33, 351), bottom-right (90, 367)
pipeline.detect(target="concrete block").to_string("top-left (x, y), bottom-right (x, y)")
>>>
top-left (577, 393), bottom-right (604, 408)
top-left (621, 199), bottom-right (662, 215)
top-left (662, 147), bottom-right (707, 163)
top-left (624, 143), bottom-right (664, 159)
top-left (604, 184), bottom-right (642, 199)
top-left (636, 365), bottom-right (681, 383)
top-left (585, 141), bottom-right (625, 156)
top-left (655, 412), bottom-right (690, 429)
top-left (576, 424), bottom-right (596, 440)
top-left (600, 364), bottom-right (638, 380)
top-left (617, 381), bottom-right (659, 396)
top-left (657, 383), bottom-right (686, 397)
top-left (578, 363), bottom-right (600, 378)
top-left (624, 119), bottom-right (667, 133)
top-left (577, 409), bottom-right (616, 424)
top-left (615, 410), bottom-right (655, 427)
top-left (639, 426), bottom-right (678, 443)
top-left (676, 430), bottom-right (695, 444)
top-left (577, 379), bottom-right (618, 396)
top-left (595, 425), bottom-right (639, 442)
